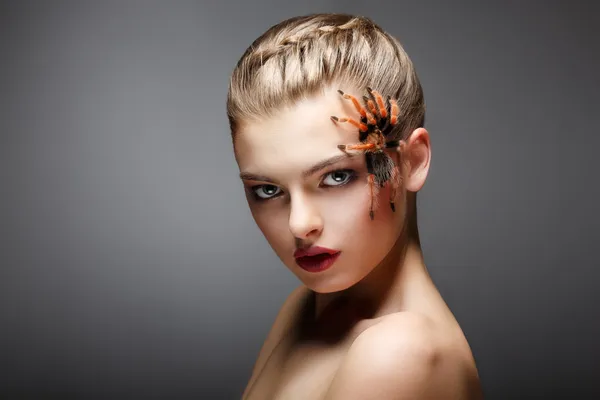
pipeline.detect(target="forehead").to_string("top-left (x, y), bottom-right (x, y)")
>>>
top-left (235, 86), bottom-right (361, 176)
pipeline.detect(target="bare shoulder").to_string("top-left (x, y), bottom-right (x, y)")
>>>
top-left (324, 312), bottom-right (482, 400)
top-left (243, 285), bottom-right (312, 396)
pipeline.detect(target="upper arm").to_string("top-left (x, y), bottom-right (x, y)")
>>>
top-left (324, 313), bottom-right (462, 400)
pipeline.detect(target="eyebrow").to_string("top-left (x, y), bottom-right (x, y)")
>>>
top-left (239, 153), bottom-right (358, 183)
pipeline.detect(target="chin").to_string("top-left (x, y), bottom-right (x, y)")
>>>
top-left (297, 273), bottom-right (363, 294)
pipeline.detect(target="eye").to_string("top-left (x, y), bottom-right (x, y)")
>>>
top-left (321, 169), bottom-right (356, 187)
top-left (251, 184), bottom-right (282, 200)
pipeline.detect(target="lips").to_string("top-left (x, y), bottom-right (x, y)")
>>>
top-left (293, 246), bottom-right (340, 258)
top-left (294, 246), bottom-right (341, 273)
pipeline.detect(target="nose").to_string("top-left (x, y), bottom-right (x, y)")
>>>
top-left (288, 194), bottom-right (323, 240)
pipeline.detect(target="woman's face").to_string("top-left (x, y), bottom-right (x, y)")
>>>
top-left (234, 86), bottom-right (408, 293)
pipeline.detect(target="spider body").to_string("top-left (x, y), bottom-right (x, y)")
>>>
top-left (331, 88), bottom-right (404, 220)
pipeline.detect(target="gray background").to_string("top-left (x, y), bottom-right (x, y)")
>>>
top-left (1, 0), bottom-right (598, 398)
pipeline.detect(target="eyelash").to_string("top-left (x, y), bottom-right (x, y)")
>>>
top-left (249, 169), bottom-right (358, 202)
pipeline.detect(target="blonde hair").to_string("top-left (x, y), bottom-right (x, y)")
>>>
top-left (226, 13), bottom-right (425, 143)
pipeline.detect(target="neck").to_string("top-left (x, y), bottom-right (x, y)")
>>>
top-left (314, 220), bottom-right (433, 322)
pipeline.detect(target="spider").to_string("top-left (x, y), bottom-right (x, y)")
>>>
top-left (331, 87), bottom-right (406, 220)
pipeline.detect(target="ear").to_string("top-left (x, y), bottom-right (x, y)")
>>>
top-left (398, 128), bottom-right (431, 193)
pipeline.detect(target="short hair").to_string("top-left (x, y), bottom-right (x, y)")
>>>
top-left (227, 13), bottom-right (425, 143)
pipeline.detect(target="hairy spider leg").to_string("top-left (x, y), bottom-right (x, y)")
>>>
top-left (365, 88), bottom-right (392, 134)
top-left (366, 152), bottom-right (388, 220)
top-left (338, 90), bottom-right (378, 126)
top-left (389, 98), bottom-right (399, 126)
top-left (367, 88), bottom-right (388, 119)
top-left (367, 174), bottom-right (379, 220)
top-left (337, 143), bottom-right (376, 151)
top-left (333, 120), bottom-right (376, 152)
top-left (362, 96), bottom-right (381, 126)
top-left (338, 90), bottom-right (378, 141)
top-left (337, 90), bottom-right (367, 119)
top-left (363, 95), bottom-right (377, 115)
top-left (365, 112), bottom-right (378, 127)
top-left (330, 116), bottom-right (368, 133)
top-left (378, 98), bottom-right (391, 133)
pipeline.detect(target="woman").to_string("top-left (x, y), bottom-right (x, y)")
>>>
top-left (227, 13), bottom-right (483, 400)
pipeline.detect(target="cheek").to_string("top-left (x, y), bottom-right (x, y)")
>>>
top-left (324, 182), bottom-right (404, 255)
top-left (248, 203), bottom-right (290, 247)
top-left (324, 189), bottom-right (369, 226)
top-left (322, 179), bottom-right (399, 232)
top-left (319, 183), bottom-right (381, 252)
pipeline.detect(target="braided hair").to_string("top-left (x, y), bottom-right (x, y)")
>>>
top-left (227, 14), bottom-right (425, 144)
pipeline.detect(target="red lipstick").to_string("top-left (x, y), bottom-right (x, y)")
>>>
top-left (294, 246), bottom-right (341, 273)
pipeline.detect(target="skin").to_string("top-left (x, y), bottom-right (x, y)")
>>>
top-left (234, 84), bottom-right (483, 399)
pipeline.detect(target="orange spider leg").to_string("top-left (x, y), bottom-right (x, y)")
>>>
top-left (368, 174), bottom-right (379, 220)
top-left (389, 98), bottom-right (399, 125)
top-left (369, 174), bottom-right (376, 220)
top-left (363, 96), bottom-right (379, 119)
top-left (337, 143), bottom-right (376, 151)
top-left (338, 90), bottom-right (367, 118)
top-left (330, 116), bottom-right (368, 132)
top-left (368, 88), bottom-right (388, 119)
top-left (366, 112), bottom-right (377, 126)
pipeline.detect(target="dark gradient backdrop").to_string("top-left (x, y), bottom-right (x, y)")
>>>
top-left (1, 1), bottom-right (599, 399)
